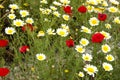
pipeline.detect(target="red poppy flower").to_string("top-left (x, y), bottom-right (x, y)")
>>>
top-left (64, 5), bottom-right (72, 15)
top-left (92, 33), bottom-right (105, 43)
top-left (0, 68), bottom-right (10, 77)
top-left (78, 5), bottom-right (87, 13)
top-left (19, 45), bottom-right (29, 53)
top-left (98, 13), bottom-right (107, 21)
top-left (21, 24), bottom-right (34, 32)
top-left (0, 39), bottom-right (8, 47)
top-left (66, 39), bottom-right (74, 47)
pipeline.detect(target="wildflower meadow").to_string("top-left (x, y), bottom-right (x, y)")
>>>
top-left (0, 0), bottom-right (120, 80)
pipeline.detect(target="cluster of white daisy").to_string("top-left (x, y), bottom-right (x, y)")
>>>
top-left (37, 23), bottom-right (69, 37)
top-left (5, 4), bottom-right (34, 35)
top-left (74, 0), bottom-right (118, 78)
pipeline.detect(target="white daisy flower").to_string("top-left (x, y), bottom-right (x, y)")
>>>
top-left (5, 27), bottom-right (16, 35)
top-left (36, 53), bottom-right (46, 61)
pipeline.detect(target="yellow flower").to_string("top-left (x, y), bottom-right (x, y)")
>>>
top-left (82, 53), bottom-right (92, 61)
top-left (64, 69), bottom-right (69, 73)
top-left (84, 64), bottom-right (98, 77)
top-left (75, 45), bottom-right (85, 53)
top-left (37, 31), bottom-right (45, 37)
top-left (31, 67), bottom-right (35, 71)
top-left (56, 28), bottom-right (68, 37)
top-left (36, 53), bottom-right (46, 61)
top-left (89, 17), bottom-right (99, 26)
top-left (108, 6), bottom-right (118, 13)
top-left (106, 54), bottom-right (114, 62)
top-left (102, 44), bottom-right (111, 53)
top-left (62, 14), bottom-right (70, 21)
top-left (80, 38), bottom-right (89, 46)
top-left (103, 62), bottom-right (113, 71)
top-left (13, 19), bottom-right (24, 27)
top-left (8, 14), bottom-right (16, 20)
top-left (23, 3), bottom-right (29, 6)
top-left (20, 10), bottom-right (29, 17)
top-left (5, 27), bottom-right (16, 35)
top-left (0, 5), bottom-right (4, 8)
top-left (81, 26), bottom-right (91, 34)
top-left (78, 72), bottom-right (84, 77)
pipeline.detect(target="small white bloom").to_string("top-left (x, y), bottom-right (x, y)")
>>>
top-left (75, 45), bottom-right (85, 53)
top-left (78, 72), bottom-right (84, 77)
top-left (8, 14), bottom-right (16, 20)
top-left (62, 14), bottom-right (70, 21)
top-left (108, 6), bottom-right (118, 13)
top-left (13, 19), bottom-right (24, 27)
top-left (53, 1), bottom-right (62, 6)
top-left (53, 11), bottom-right (61, 17)
top-left (37, 31), bottom-right (45, 37)
top-left (89, 17), bottom-right (99, 26)
top-left (80, 38), bottom-right (89, 46)
top-left (36, 53), bottom-right (46, 61)
top-left (40, 0), bottom-right (48, 4)
top-left (46, 28), bottom-right (56, 35)
top-left (26, 18), bottom-right (34, 24)
top-left (102, 44), bottom-right (111, 53)
top-left (84, 64), bottom-right (98, 77)
top-left (81, 26), bottom-right (91, 34)
top-left (106, 54), bottom-right (115, 62)
top-left (50, 6), bottom-right (57, 11)
top-left (20, 10), bottom-right (29, 17)
top-left (82, 53), bottom-right (92, 61)
top-left (9, 4), bottom-right (19, 10)
top-left (5, 27), bottom-right (16, 35)
top-left (56, 28), bottom-right (68, 37)
top-left (102, 62), bottom-right (113, 71)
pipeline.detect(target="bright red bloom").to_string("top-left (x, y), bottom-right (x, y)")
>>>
top-left (78, 5), bottom-right (87, 13)
top-left (21, 24), bottom-right (34, 32)
top-left (98, 13), bottom-right (107, 21)
top-left (64, 5), bottom-right (72, 14)
top-left (19, 45), bottom-right (29, 53)
top-left (0, 39), bottom-right (8, 47)
top-left (92, 33), bottom-right (105, 43)
top-left (0, 68), bottom-right (10, 77)
top-left (66, 39), bottom-right (74, 47)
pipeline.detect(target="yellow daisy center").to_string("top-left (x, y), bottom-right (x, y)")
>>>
top-left (78, 47), bottom-right (83, 52)
top-left (59, 31), bottom-right (65, 35)
top-left (8, 30), bottom-right (13, 34)
top-left (91, 19), bottom-right (97, 24)
top-left (16, 22), bottom-right (21, 26)
top-left (104, 66), bottom-right (110, 70)
top-left (38, 56), bottom-right (44, 60)
top-left (87, 67), bottom-right (94, 73)
top-left (103, 46), bottom-right (109, 51)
